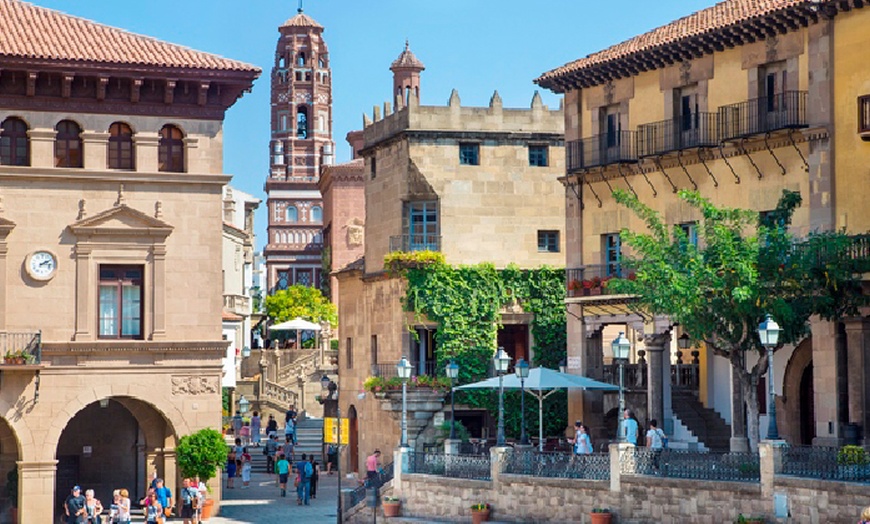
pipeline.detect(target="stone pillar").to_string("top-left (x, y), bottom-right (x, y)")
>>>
top-left (0, 239), bottom-right (7, 330)
top-left (443, 439), bottom-right (460, 455)
top-left (73, 245), bottom-right (92, 340)
top-left (730, 355), bottom-right (749, 452)
top-left (812, 318), bottom-right (846, 446)
top-left (27, 129), bottom-right (57, 169)
top-left (489, 446), bottom-right (510, 489)
top-left (81, 131), bottom-right (109, 170)
top-left (843, 318), bottom-right (870, 444)
top-left (133, 133), bottom-right (160, 172)
top-left (805, 18), bottom-right (834, 232)
top-left (18, 460), bottom-right (58, 523)
top-left (644, 332), bottom-right (670, 430)
top-left (151, 245), bottom-right (167, 340)
top-left (393, 446), bottom-right (408, 493)
top-left (608, 443), bottom-right (632, 493)
top-left (183, 137), bottom-right (199, 173)
top-left (758, 440), bottom-right (786, 500)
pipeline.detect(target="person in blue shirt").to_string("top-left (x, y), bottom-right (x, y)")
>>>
top-left (623, 409), bottom-right (639, 445)
top-left (153, 478), bottom-right (172, 518)
top-left (275, 453), bottom-right (290, 498)
top-left (295, 453), bottom-right (311, 506)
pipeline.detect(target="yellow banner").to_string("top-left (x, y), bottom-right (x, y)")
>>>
top-left (324, 417), bottom-right (349, 445)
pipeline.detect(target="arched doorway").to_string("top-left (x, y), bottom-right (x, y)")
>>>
top-left (782, 338), bottom-right (813, 444)
top-left (799, 363), bottom-right (815, 445)
top-left (54, 397), bottom-right (176, 520)
top-left (0, 417), bottom-right (20, 523)
top-left (347, 405), bottom-right (358, 474)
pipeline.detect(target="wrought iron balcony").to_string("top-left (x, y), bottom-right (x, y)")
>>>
top-left (637, 113), bottom-right (719, 157)
top-left (389, 234), bottom-right (441, 253)
top-left (566, 131), bottom-right (637, 171)
top-left (566, 264), bottom-right (635, 298)
top-left (718, 90), bottom-right (808, 141)
top-left (0, 331), bottom-right (41, 365)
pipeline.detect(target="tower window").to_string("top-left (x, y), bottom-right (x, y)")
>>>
top-left (55, 120), bottom-right (83, 168)
top-left (319, 57), bottom-right (326, 68)
top-left (158, 124), bottom-right (185, 172)
top-left (0, 117), bottom-right (29, 166)
top-left (529, 145), bottom-right (548, 167)
top-left (459, 143), bottom-right (479, 165)
top-left (297, 107), bottom-right (309, 139)
top-left (297, 52), bottom-right (306, 67)
top-left (107, 122), bottom-right (134, 170)
top-left (286, 206), bottom-right (298, 222)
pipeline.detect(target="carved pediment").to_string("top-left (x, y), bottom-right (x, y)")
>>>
top-left (69, 204), bottom-right (173, 239)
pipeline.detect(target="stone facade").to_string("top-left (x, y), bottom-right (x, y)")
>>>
top-left (0, 1), bottom-right (258, 520)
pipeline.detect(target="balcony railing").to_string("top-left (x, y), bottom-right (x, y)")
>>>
top-left (389, 234), bottom-right (441, 253)
top-left (637, 113), bottom-right (719, 157)
top-left (566, 264), bottom-right (634, 298)
top-left (566, 131), bottom-right (637, 171)
top-left (718, 90), bottom-right (808, 141)
top-left (371, 360), bottom-right (438, 378)
top-left (0, 331), bottom-right (41, 364)
top-left (223, 294), bottom-right (251, 315)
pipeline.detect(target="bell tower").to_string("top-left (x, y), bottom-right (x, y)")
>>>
top-left (264, 6), bottom-right (334, 293)
top-left (391, 40), bottom-right (425, 108)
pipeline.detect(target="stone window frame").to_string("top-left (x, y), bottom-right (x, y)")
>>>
top-left (537, 230), bottom-right (560, 253)
top-left (107, 122), bottom-right (135, 170)
top-left (458, 142), bottom-right (480, 166)
top-left (158, 124), bottom-right (185, 173)
top-left (528, 144), bottom-right (549, 167)
top-left (55, 119), bottom-right (84, 168)
top-left (0, 116), bottom-right (30, 166)
top-left (858, 95), bottom-right (870, 135)
top-left (97, 264), bottom-right (145, 340)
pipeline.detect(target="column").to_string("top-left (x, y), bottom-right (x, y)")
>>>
top-left (18, 460), bottom-right (58, 523)
top-left (644, 332), bottom-right (670, 431)
top-left (151, 245), bottom-right (167, 340)
top-left (73, 245), bottom-right (92, 340)
top-left (843, 318), bottom-right (870, 445)
top-left (81, 131), bottom-right (109, 170)
top-left (805, 18), bottom-right (834, 232)
top-left (811, 318), bottom-right (845, 446)
top-left (26, 129), bottom-right (56, 169)
top-left (0, 240), bottom-right (8, 330)
top-left (133, 133), bottom-right (160, 172)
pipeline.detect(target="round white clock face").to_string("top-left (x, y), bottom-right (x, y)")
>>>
top-left (26, 251), bottom-right (57, 281)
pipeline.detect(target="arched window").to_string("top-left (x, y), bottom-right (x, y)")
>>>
top-left (319, 57), bottom-right (325, 68)
top-left (286, 206), bottom-right (298, 222)
top-left (0, 117), bottom-right (29, 166)
top-left (311, 206), bottom-right (323, 223)
top-left (107, 122), bottom-right (134, 170)
top-left (158, 124), bottom-right (184, 172)
top-left (55, 120), bottom-right (83, 168)
top-left (297, 107), bottom-right (309, 139)
top-left (297, 52), bottom-right (306, 67)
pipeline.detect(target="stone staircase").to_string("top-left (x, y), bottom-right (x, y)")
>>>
top-left (671, 390), bottom-right (731, 452)
top-left (294, 416), bottom-right (324, 463)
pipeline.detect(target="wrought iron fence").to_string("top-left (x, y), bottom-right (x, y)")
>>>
top-left (781, 445), bottom-right (870, 483)
top-left (348, 461), bottom-right (395, 508)
top-left (637, 113), bottom-right (719, 157)
top-left (621, 448), bottom-right (761, 483)
top-left (389, 234), bottom-right (441, 253)
top-left (502, 450), bottom-right (610, 480)
top-left (566, 131), bottom-right (637, 171)
top-left (718, 90), bottom-right (808, 141)
top-left (408, 451), bottom-right (491, 481)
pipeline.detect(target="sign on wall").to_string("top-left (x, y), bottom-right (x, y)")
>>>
top-left (323, 417), bottom-right (349, 445)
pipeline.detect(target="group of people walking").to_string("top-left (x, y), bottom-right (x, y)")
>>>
top-left (231, 405), bottom-right (299, 448)
top-left (568, 409), bottom-right (668, 455)
top-left (64, 486), bottom-right (131, 524)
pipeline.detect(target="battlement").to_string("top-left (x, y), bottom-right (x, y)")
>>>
top-left (362, 89), bottom-right (563, 148)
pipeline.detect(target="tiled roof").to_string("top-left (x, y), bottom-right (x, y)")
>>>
top-left (391, 40), bottom-right (425, 70)
top-left (222, 310), bottom-right (244, 322)
top-left (0, 0), bottom-right (259, 72)
top-left (329, 158), bottom-right (364, 175)
top-left (537, 0), bottom-right (807, 90)
top-left (281, 10), bottom-right (323, 29)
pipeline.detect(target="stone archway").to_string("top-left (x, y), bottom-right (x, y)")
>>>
top-left (347, 405), bottom-right (358, 474)
top-left (53, 396), bottom-right (178, 520)
top-left (0, 417), bottom-right (21, 523)
top-left (781, 337), bottom-right (813, 444)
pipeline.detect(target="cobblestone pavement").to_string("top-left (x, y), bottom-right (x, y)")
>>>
top-left (207, 466), bottom-right (342, 524)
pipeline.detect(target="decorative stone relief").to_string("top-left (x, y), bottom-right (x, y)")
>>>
top-left (604, 80), bottom-right (615, 105)
top-left (679, 61), bottom-right (692, 86)
top-left (171, 375), bottom-right (218, 395)
top-left (766, 35), bottom-right (779, 63)
top-left (346, 218), bottom-right (364, 247)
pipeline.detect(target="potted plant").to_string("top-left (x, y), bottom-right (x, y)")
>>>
top-left (590, 507), bottom-right (612, 524)
top-left (13, 351), bottom-right (25, 365)
top-left (3, 352), bottom-right (12, 365)
top-left (176, 428), bottom-right (227, 521)
top-left (383, 495), bottom-right (401, 517)
top-left (735, 514), bottom-right (766, 524)
top-left (470, 502), bottom-right (490, 524)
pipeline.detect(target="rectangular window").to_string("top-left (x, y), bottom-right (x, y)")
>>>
top-left (603, 234), bottom-right (622, 276)
top-left (679, 222), bottom-right (699, 248)
top-left (98, 265), bottom-right (143, 339)
top-left (346, 337), bottom-right (353, 370)
top-left (403, 201), bottom-right (439, 251)
top-left (459, 143), bottom-right (479, 165)
top-left (537, 230), bottom-right (559, 253)
top-left (528, 145), bottom-right (548, 167)
top-left (859, 95), bottom-right (870, 134)
top-left (371, 335), bottom-right (378, 367)
top-left (370, 156), bottom-right (377, 179)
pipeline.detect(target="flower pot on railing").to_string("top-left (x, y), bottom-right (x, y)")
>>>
top-left (471, 509), bottom-right (490, 524)
top-left (383, 500), bottom-right (401, 517)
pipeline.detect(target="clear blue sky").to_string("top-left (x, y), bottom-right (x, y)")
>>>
top-left (35, 0), bottom-right (714, 244)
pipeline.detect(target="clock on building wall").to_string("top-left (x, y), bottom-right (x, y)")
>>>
top-left (294, 92), bottom-right (312, 104)
top-left (24, 250), bottom-right (58, 281)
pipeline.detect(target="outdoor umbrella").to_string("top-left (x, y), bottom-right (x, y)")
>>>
top-left (456, 367), bottom-right (618, 451)
top-left (268, 317), bottom-right (322, 350)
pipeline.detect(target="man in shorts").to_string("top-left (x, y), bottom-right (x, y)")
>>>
top-left (179, 477), bottom-right (199, 524)
top-left (276, 453), bottom-right (290, 498)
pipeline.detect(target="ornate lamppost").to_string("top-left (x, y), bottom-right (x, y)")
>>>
top-left (515, 358), bottom-right (530, 445)
top-left (611, 332), bottom-right (631, 442)
top-left (758, 315), bottom-right (781, 440)
top-left (494, 347), bottom-right (512, 446)
top-left (446, 360), bottom-right (459, 439)
top-left (397, 356), bottom-right (413, 447)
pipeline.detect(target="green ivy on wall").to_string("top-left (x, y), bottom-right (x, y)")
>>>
top-left (392, 255), bottom-right (568, 438)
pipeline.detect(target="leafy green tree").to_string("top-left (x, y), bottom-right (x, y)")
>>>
top-left (265, 284), bottom-right (337, 327)
top-left (176, 428), bottom-right (228, 484)
top-left (608, 189), bottom-right (866, 447)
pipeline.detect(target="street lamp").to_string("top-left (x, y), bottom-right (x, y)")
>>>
top-left (494, 347), bottom-right (512, 446)
top-left (677, 333), bottom-right (690, 352)
top-left (515, 358), bottom-right (530, 446)
top-left (320, 374), bottom-right (343, 524)
top-left (446, 360), bottom-right (460, 440)
top-left (238, 395), bottom-right (249, 414)
top-left (397, 356), bottom-right (413, 448)
top-left (611, 332), bottom-right (631, 442)
top-left (241, 345), bottom-right (251, 358)
top-left (758, 315), bottom-right (781, 440)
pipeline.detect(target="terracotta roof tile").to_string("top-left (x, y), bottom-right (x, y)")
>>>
top-left (390, 40), bottom-right (425, 71)
top-left (281, 11), bottom-right (323, 29)
top-left (0, 0), bottom-right (259, 72)
top-left (537, 0), bottom-right (807, 90)
top-left (222, 310), bottom-right (244, 322)
top-left (328, 158), bottom-right (364, 175)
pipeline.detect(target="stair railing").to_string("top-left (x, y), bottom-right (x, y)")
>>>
top-left (278, 350), bottom-right (319, 384)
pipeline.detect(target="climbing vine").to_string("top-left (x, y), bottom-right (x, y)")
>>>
top-left (393, 255), bottom-right (568, 437)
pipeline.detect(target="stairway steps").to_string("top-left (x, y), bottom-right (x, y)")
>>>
top-left (672, 391), bottom-right (732, 452)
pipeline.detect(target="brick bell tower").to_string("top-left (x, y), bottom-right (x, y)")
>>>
top-left (264, 6), bottom-right (334, 293)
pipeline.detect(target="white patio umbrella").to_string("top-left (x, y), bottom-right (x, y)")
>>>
top-left (268, 317), bottom-right (322, 349)
top-left (456, 367), bottom-right (619, 451)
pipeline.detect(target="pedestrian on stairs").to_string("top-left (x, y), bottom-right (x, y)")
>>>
top-left (285, 405), bottom-right (298, 444)
top-left (308, 458), bottom-right (319, 499)
top-left (266, 414), bottom-right (278, 439)
top-left (250, 411), bottom-right (262, 447)
top-left (275, 453), bottom-right (290, 498)
top-left (282, 435), bottom-right (295, 462)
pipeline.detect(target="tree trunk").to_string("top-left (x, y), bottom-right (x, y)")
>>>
top-left (743, 378), bottom-right (761, 450)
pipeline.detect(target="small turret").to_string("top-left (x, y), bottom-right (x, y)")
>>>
top-left (391, 40), bottom-right (425, 108)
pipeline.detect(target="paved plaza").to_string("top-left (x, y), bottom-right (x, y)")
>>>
top-left (208, 465), bottom-right (342, 524)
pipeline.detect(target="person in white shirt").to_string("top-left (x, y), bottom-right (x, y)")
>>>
top-left (645, 418), bottom-right (667, 470)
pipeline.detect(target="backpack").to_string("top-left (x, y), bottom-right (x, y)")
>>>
top-left (304, 461), bottom-right (313, 479)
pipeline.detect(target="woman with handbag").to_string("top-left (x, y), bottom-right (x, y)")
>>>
top-left (83, 489), bottom-right (103, 524)
top-left (144, 492), bottom-right (163, 524)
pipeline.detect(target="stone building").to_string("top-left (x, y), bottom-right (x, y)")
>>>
top-left (335, 44), bottom-right (566, 474)
top-left (264, 7), bottom-right (333, 294)
top-left (537, 0), bottom-right (870, 450)
top-left (0, 0), bottom-right (258, 520)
